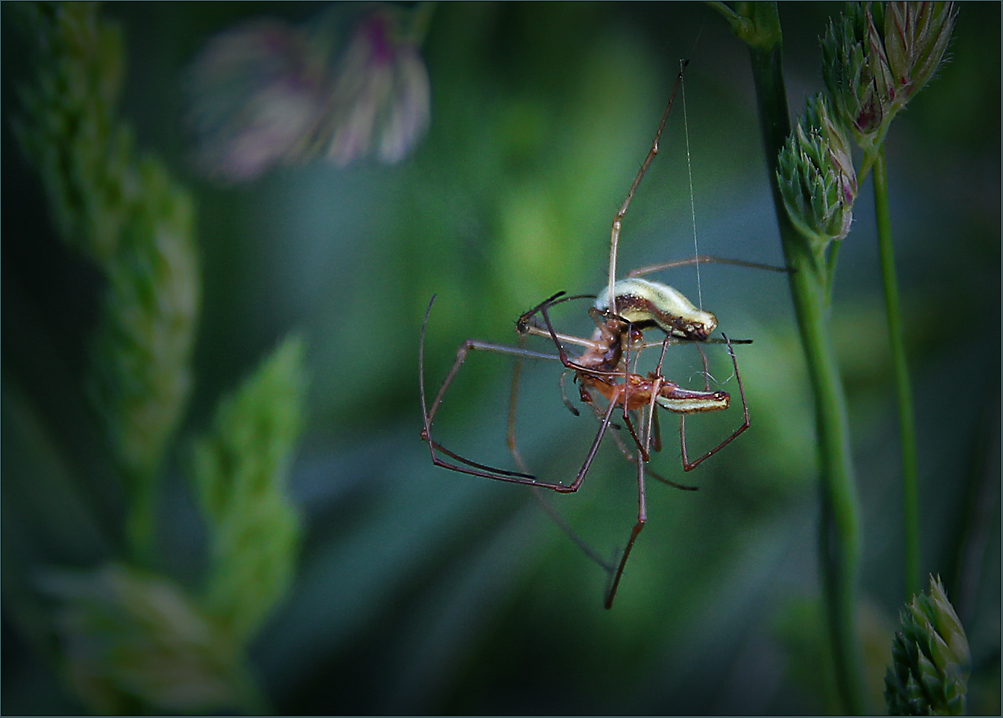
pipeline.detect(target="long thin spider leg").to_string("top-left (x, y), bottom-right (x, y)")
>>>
top-left (605, 418), bottom-right (697, 490)
top-left (506, 334), bottom-right (529, 471)
top-left (638, 336), bottom-right (754, 349)
top-left (627, 254), bottom-right (793, 278)
top-left (418, 295), bottom-right (441, 430)
top-left (620, 410), bottom-right (648, 462)
top-left (621, 322), bottom-right (636, 453)
top-left (427, 439), bottom-right (535, 479)
top-left (647, 462), bottom-right (698, 490)
top-left (625, 373), bottom-right (664, 477)
top-left (567, 396), bottom-right (620, 493)
top-left (531, 488), bottom-right (617, 574)
top-left (680, 334), bottom-right (750, 471)
top-left (420, 296), bottom-right (583, 489)
top-left (517, 292), bottom-right (597, 331)
top-left (518, 299), bottom-right (607, 349)
top-left (651, 352), bottom-right (669, 455)
top-left (608, 60), bottom-right (690, 317)
top-left (516, 290), bottom-right (567, 332)
top-left (653, 333), bottom-right (671, 373)
top-left (583, 393), bottom-right (623, 431)
top-left (536, 303), bottom-right (637, 379)
top-left (426, 440), bottom-right (586, 489)
top-left (504, 333), bottom-right (615, 574)
top-left (616, 333), bottom-right (655, 462)
top-left (697, 341), bottom-right (711, 391)
top-left (676, 336), bottom-right (712, 469)
top-left (425, 336), bottom-right (559, 424)
top-left (519, 325), bottom-right (601, 350)
top-left (646, 376), bottom-right (664, 454)
top-left (535, 301), bottom-right (615, 376)
top-left (650, 401), bottom-right (663, 454)
top-left (603, 467), bottom-right (646, 609)
top-left (517, 292), bottom-right (603, 347)
top-left (641, 335), bottom-right (670, 455)
top-left (535, 302), bottom-right (573, 366)
top-left (559, 370), bottom-right (580, 416)
top-left (604, 378), bottom-right (660, 609)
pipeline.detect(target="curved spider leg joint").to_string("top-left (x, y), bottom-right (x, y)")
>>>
top-left (627, 254), bottom-right (793, 279)
top-left (559, 370), bottom-right (581, 416)
top-left (517, 291), bottom-right (566, 335)
top-left (603, 420), bottom-right (652, 610)
top-left (678, 334), bottom-right (750, 471)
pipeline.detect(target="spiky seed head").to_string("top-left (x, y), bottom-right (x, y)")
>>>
top-left (777, 95), bottom-right (856, 259)
top-left (884, 575), bottom-right (971, 715)
top-left (821, 2), bottom-right (956, 157)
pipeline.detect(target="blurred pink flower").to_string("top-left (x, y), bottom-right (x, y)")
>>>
top-left (321, 7), bottom-right (431, 166)
top-left (186, 4), bottom-right (432, 182)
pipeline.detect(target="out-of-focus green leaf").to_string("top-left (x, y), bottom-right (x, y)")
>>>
top-left (38, 564), bottom-right (257, 714)
top-left (190, 336), bottom-right (307, 643)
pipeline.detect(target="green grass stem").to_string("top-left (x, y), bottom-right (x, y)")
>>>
top-left (739, 5), bottom-right (865, 712)
top-left (125, 477), bottom-right (157, 566)
top-left (872, 147), bottom-right (922, 599)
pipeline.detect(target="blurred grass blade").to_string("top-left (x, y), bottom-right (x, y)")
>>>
top-left (13, 2), bottom-right (201, 563)
top-left (190, 335), bottom-right (308, 643)
top-left (38, 564), bottom-right (262, 715)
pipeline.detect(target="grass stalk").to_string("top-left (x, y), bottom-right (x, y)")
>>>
top-left (740, 7), bottom-right (865, 712)
top-left (125, 474), bottom-right (157, 566)
top-left (872, 147), bottom-right (921, 598)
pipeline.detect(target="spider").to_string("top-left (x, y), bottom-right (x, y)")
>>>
top-left (420, 282), bottom-right (747, 607)
top-left (419, 59), bottom-right (782, 608)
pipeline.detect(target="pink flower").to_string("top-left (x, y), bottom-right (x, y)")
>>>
top-left (319, 7), bottom-right (431, 166)
top-left (187, 4), bottom-right (432, 182)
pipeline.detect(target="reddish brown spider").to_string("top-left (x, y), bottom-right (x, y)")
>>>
top-left (419, 284), bottom-right (750, 608)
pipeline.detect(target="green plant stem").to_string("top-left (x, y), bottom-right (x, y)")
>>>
top-left (872, 147), bottom-right (921, 599)
top-left (233, 662), bottom-right (272, 716)
top-left (126, 472), bottom-right (157, 566)
top-left (742, 8), bottom-right (865, 713)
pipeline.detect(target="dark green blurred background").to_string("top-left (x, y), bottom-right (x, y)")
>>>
top-left (3, 2), bottom-right (999, 714)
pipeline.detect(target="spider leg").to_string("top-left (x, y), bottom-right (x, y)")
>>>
top-left (566, 396), bottom-right (620, 493)
top-left (650, 400), bottom-right (663, 454)
top-left (619, 324), bottom-right (645, 461)
top-left (638, 336), bottom-right (753, 349)
top-left (626, 254), bottom-right (792, 278)
top-left (607, 61), bottom-right (689, 319)
top-left (506, 334), bottom-right (529, 471)
top-left (604, 375), bottom-right (663, 609)
top-left (504, 332), bottom-right (615, 573)
top-left (620, 411), bottom-right (648, 462)
top-left (420, 296), bottom-right (579, 489)
top-left (425, 439), bottom-right (534, 480)
top-left (516, 292), bottom-right (596, 336)
top-left (530, 487), bottom-right (617, 574)
top-left (679, 334), bottom-right (750, 471)
top-left (604, 458), bottom-right (646, 609)
top-left (596, 368), bottom-right (697, 490)
top-left (558, 370), bottom-right (581, 417)
top-left (606, 418), bottom-right (697, 490)
top-left (643, 335), bottom-right (673, 457)
top-left (696, 342), bottom-right (711, 390)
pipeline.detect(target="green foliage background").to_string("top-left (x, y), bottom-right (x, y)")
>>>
top-left (3, 2), bottom-right (999, 714)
